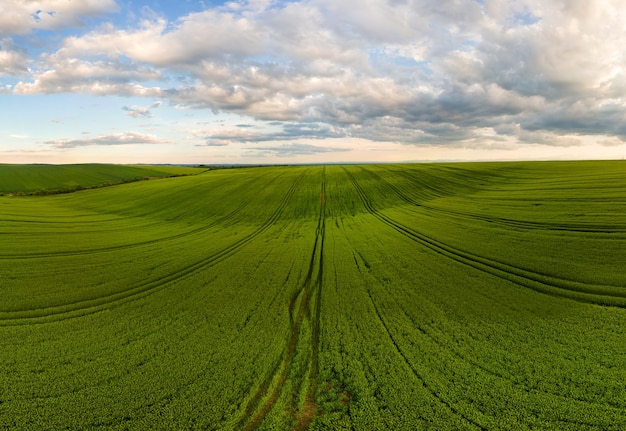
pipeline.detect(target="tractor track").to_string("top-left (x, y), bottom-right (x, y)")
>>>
top-left (0, 172), bottom-right (307, 325)
top-left (352, 250), bottom-right (622, 415)
top-left (361, 270), bottom-right (488, 431)
top-left (0, 172), bottom-right (284, 260)
top-left (239, 167), bottom-right (326, 431)
top-left (377, 165), bottom-right (626, 233)
top-left (343, 167), bottom-right (626, 308)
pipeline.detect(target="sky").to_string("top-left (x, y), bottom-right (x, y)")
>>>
top-left (2, 0), bottom-right (626, 164)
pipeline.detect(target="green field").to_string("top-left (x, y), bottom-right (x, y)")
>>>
top-left (1, 161), bottom-right (625, 430)
top-left (0, 164), bottom-right (205, 195)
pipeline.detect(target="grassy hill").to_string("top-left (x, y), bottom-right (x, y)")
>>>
top-left (0, 163), bottom-right (206, 194)
top-left (0, 161), bottom-right (625, 430)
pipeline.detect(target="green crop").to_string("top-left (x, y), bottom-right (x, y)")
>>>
top-left (0, 163), bottom-right (205, 195)
top-left (1, 161), bottom-right (625, 430)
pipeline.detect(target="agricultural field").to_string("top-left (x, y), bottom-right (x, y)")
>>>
top-left (0, 164), bottom-right (205, 195)
top-left (1, 161), bottom-right (625, 430)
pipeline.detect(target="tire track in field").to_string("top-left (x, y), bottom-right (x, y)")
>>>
top-left (344, 167), bottom-right (626, 307)
top-left (0, 172), bottom-right (307, 325)
top-left (357, 260), bottom-right (487, 430)
top-left (421, 205), bottom-right (626, 233)
top-left (0, 172), bottom-right (281, 260)
top-left (378, 165), bottom-right (626, 233)
top-left (0, 200), bottom-right (250, 259)
top-left (354, 250), bottom-right (623, 416)
top-left (239, 168), bottom-right (326, 431)
top-left (347, 167), bottom-right (626, 424)
top-left (297, 167), bottom-right (325, 430)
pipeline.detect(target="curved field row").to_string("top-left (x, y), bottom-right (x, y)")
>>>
top-left (374, 165), bottom-right (626, 233)
top-left (0, 200), bottom-right (247, 260)
top-left (360, 164), bottom-right (626, 287)
top-left (0, 170), bottom-right (307, 324)
top-left (0, 170), bottom-right (283, 259)
top-left (0, 164), bottom-right (205, 195)
top-left (359, 257), bottom-right (487, 431)
top-left (238, 167), bottom-right (326, 431)
top-left (352, 243), bottom-right (625, 419)
top-left (319, 168), bottom-right (626, 429)
top-left (343, 167), bottom-right (626, 307)
top-left (2, 163), bottom-right (626, 430)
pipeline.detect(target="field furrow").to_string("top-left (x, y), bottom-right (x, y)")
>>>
top-left (360, 261), bottom-right (488, 431)
top-left (239, 168), bottom-right (327, 430)
top-left (343, 167), bottom-right (626, 307)
top-left (375, 165), bottom-right (626, 233)
top-left (0, 171), bottom-right (306, 323)
top-left (2, 162), bottom-right (626, 430)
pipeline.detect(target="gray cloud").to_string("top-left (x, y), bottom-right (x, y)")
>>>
top-left (13, 57), bottom-right (163, 95)
top-left (196, 122), bottom-right (347, 146)
top-left (123, 105), bottom-right (152, 118)
top-left (0, 0), bottom-right (118, 36)
top-left (7, 0), bottom-right (626, 153)
top-left (45, 132), bottom-right (170, 148)
top-left (123, 101), bottom-right (162, 118)
top-left (0, 39), bottom-right (28, 76)
top-left (246, 143), bottom-right (350, 157)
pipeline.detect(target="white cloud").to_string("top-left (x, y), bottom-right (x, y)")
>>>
top-left (245, 142), bottom-right (350, 157)
top-left (5, 0), bottom-right (626, 157)
top-left (599, 137), bottom-right (626, 147)
top-left (0, 0), bottom-right (118, 35)
top-left (12, 57), bottom-right (162, 95)
top-left (0, 50), bottom-right (27, 75)
top-left (123, 105), bottom-right (151, 118)
top-left (123, 101), bottom-right (162, 118)
top-left (45, 132), bottom-right (170, 148)
top-left (58, 11), bottom-right (266, 66)
top-left (0, 41), bottom-right (28, 76)
top-left (532, 2), bottom-right (624, 66)
top-left (191, 121), bottom-right (346, 146)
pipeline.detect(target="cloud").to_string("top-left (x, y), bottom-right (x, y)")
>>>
top-left (123, 101), bottom-right (162, 118)
top-left (56, 12), bottom-right (266, 66)
top-left (123, 105), bottom-right (151, 118)
top-left (12, 57), bottom-right (162, 95)
top-left (246, 143), bottom-right (350, 157)
top-left (6, 0), bottom-right (626, 155)
top-left (193, 122), bottom-right (347, 146)
top-left (0, 40), bottom-right (28, 76)
top-left (0, 0), bottom-right (118, 36)
top-left (45, 132), bottom-right (170, 148)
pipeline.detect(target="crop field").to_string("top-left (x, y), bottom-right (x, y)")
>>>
top-left (0, 164), bottom-right (205, 195)
top-left (1, 161), bottom-right (625, 430)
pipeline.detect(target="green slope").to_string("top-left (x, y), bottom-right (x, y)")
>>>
top-left (0, 161), bottom-right (625, 430)
top-left (0, 163), bottom-right (205, 194)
